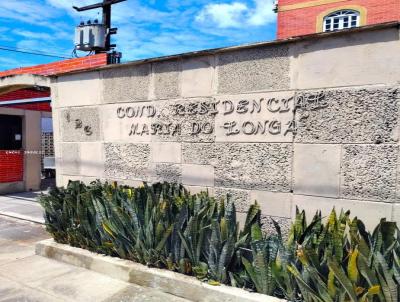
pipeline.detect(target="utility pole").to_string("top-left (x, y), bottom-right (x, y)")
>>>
top-left (73, 0), bottom-right (126, 53)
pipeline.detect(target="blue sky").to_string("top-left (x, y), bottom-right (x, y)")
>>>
top-left (0, 0), bottom-right (277, 71)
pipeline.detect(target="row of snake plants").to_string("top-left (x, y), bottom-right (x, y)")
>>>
top-left (39, 181), bottom-right (400, 301)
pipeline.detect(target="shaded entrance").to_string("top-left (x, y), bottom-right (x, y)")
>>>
top-left (0, 74), bottom-right (53, 194)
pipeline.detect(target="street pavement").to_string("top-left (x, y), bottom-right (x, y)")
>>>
top-left (0, 192), bottom-right (45, 224)
top-left (0, 215), bottom-right (189, 302)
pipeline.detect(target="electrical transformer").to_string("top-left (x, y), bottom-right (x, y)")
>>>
top-left (74, 21), bottom-right (106, 51)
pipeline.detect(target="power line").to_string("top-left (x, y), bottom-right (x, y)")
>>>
top-left (4, 45), bottom-right (72, 58)
top-left (0, 46), bottom-right (70, 59)
top-left (0, 46), bottom-right (71, 59)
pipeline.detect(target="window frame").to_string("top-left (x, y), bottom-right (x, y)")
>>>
top-left (316, 5), bottom-right (367, 33)
top-left (323, 9), bottom-right (360, 32)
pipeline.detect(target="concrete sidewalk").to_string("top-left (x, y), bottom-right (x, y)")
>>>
top-left (0, 216), bottom-right (190, 302)
top-left (0, 191), bottom-right (45, 224)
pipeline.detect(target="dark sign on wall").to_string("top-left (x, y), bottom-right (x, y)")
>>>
top-left (0, 115), bottom-right (22, 150)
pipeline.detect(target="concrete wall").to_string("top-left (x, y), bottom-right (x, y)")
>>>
top-left (52, 25), bottom-right (400, 232)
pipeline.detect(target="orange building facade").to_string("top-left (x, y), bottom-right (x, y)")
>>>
top-left (277, 0), bottom-right (400, 39)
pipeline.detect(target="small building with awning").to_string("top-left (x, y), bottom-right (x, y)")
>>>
top-left (0, 54), bottom-right (107, 194)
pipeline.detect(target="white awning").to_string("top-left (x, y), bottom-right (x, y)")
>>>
top-left (0, 97), bottom-right (51, 106)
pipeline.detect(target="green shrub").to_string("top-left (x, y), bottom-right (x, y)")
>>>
top-left (39, 181), bottom-right (400, 301)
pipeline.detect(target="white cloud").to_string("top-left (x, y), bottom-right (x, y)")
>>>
top-left (196, 0), bottom-right (275, 28)
top-left (196, 2), bottom-right (248, 28)
top-left (46, 0), bottom-right (94, 13)
top-left (46, 0), bottom-right (105, 20)
top-left (16, 38), bottom-right (71, 57)
top-left (13, 29), bottom-right (54, 40)
top-left (0, 56), bottom-right (38, 69)
top-left (0, 0), bottom-right (72, 32)
top-left (112, 2), bottom-right (171, 24)
top-left (248, 0), bottom-right (275, 26)
top-left (0, 1), bottom-right (52, 25)
top-left (16, 39), bottom-right (43, 50)
top-left (46, 0), bottom-right (173, 29)
top-left (46, 0), bottom-right (93, 10)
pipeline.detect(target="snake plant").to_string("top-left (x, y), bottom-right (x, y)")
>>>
top-left (39, 181), bottom-right (400, 302)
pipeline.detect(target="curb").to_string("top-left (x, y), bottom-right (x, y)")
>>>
top-left (0, 211), bottom-right (44, 224)
top-left (35, 239), bottom-right (287, 302)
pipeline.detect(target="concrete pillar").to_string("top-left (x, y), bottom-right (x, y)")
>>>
top-left (23, 110), bottom-right (41, 191)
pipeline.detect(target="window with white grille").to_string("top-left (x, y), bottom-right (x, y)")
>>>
top-left (323, 10), bottom-right (360, 32)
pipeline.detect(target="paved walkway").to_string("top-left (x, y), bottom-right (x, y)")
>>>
top-left (0, 191), bottom-right (45, 224)
top-left (0, 216), bottom-right (189, 302)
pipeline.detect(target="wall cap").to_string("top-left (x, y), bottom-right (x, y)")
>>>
top-left (55, 21), bottom-right (400, 77)
top-left (0, 74), bottom-right (50, 96)
top-left (36, 239), bottom-right (287, 302)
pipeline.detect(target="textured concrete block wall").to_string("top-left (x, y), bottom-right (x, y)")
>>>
top-left (53, 26), bottom-right (400, 232)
